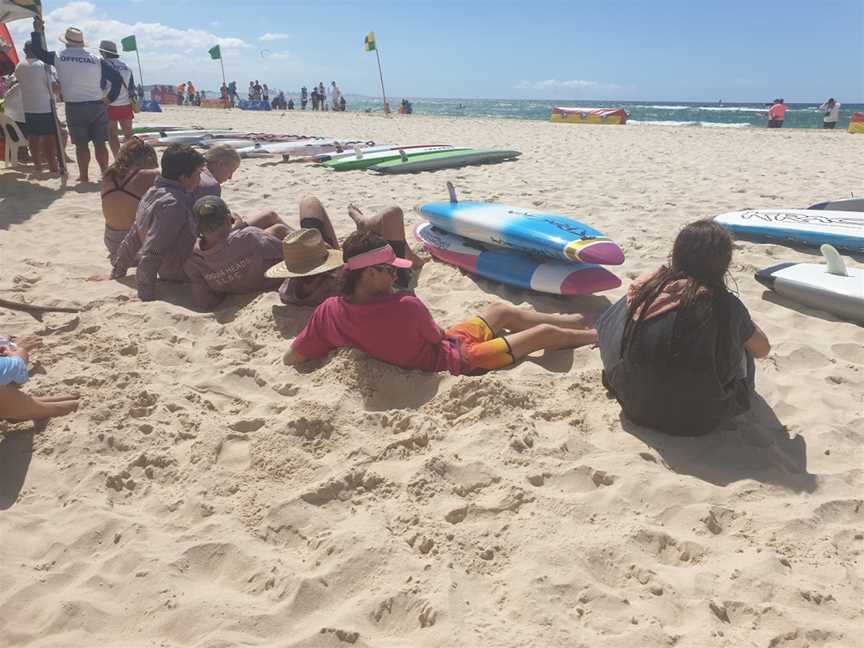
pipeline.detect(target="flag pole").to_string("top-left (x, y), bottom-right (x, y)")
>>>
top-left (134, 47), bottom-right (144, 87)
top-left (374, 48), bottom-right (388, 113)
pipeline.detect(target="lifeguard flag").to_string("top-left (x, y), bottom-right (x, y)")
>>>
top-left (208, 44), bottom-right (221, 60)
top-left (121, 35), bottom-right (137, 52)
top-left (0, 23), bottom-right (18, 76)
top-left (0, 0), bottom-right (42, 22)
top-left (364, 31), bottom-right (376, 52)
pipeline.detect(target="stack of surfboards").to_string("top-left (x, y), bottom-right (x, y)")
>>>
top-left (715, 199), bottom-right (864, 322)
top-left (321, 146), bottom-right (521, 173)
top-left (414, 187), bottom-right (624, 296)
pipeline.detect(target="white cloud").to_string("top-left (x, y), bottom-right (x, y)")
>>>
top-left (259, 32), bottom-right (290, 42)
top-left (5, 2), bottom-right (343, 94)
top-left (7, 1), bottom-right (251, 82)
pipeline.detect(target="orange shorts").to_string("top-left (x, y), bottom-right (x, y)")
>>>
top-left (445, 316), bottom-right (515, 374)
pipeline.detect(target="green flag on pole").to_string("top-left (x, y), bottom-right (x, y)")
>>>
top-left (364, 31), bottom-right (376, 52)
top-left (121, 35), bottom-right (137, 52)
top-left (0, 0), bottom-right (42, 22)
top-left (208, 45), bottom-right (221, 60)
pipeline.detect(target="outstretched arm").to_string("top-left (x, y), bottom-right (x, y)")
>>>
top-left (30, 19), bottom-right (56, 66)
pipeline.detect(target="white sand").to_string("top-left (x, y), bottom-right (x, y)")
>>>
top-left (1, 107), bottom-right (862, 648)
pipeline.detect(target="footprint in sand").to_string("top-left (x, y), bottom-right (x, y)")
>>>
top-left (217, 437), bottom-right (251, 471)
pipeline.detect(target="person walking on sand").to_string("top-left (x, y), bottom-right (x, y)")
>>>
top-left (0, 335), bottom-right (79, 422)
top-left (14, 41), bottom-right (59, 173)
top-left (283, 230), bottom-right (597, 372)
top-left (819, 98), bottom-right (840, 129)
top-left (98, 40), bottom-right (136, 159)
top-left (30, 18), bottom-right (122, 182)
top-left (767, 98), bottom-right (788, 128)
top-left (596, 220), bottom-right (771, 436)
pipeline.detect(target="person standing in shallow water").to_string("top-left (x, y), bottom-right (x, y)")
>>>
top-left (596, 220), bottom-right (771, 436)
top-left (819, 98), bottom-right (840, 129)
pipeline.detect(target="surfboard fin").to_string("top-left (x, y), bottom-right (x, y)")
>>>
top-left (399, 149), bottom-right (408, 162)
top-left (447, 181), bottom-right (458, 203)
top-left (821, 244), bottom-right (848, 276)
top-left (354, 145), bottom-right (363, 159)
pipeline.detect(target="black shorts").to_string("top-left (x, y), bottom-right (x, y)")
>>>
top-left (66, 100), bottom-right (109, 145)
top-left (823, 121), bottom-right (836, 129)
top-left (24, 112), bottom-right (56, 136)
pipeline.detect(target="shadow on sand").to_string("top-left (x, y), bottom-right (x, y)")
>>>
top-left (0, 172), bottom-right (68, 230)
top-left (620, 394), bottom-right (817, 492)
top-left (0, 423), bottom-right (43, 509)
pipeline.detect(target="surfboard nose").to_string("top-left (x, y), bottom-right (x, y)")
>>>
top-left (560, 266), bottom-right (622, 295)
top-left (567, 241), bottom-right (625, 265)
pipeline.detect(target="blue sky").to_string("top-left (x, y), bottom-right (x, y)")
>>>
top-left (8, 0), bottom-right (863, 102)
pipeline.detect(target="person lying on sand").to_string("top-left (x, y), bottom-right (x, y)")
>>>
top-left (111, 144), bottom-right (205, 301)
top-left (283, 231), bottom-right (597, 374)
top-left (270, 197), bottom-right (423, 307)
top-left (184, 196), bottom-right (292, 309)
top-left (596, 219), bottom-right (770, 436)
top-left (101, 138), bottom-right (159, 259)
top-left (0, 336), bottom-right (79, 422)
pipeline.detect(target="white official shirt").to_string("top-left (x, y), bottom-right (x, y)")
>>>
top-left (15, 57), bottom-right (53, 114)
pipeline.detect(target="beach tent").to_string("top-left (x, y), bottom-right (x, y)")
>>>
top-left (848, 112), bottom-right (864, 134)
top-left (238, 99), bottom-right (270, 111)
top-left (550, 106), bottom-right (628, 125)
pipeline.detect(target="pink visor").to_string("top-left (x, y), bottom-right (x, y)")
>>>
top-left (344, 245), bottom-right (413, 271)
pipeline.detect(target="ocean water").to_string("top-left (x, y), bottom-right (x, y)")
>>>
top-left (335, 97), bottom-right (862, 129)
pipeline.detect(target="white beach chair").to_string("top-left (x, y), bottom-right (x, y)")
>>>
top-left (0, 113), bottom-right (28, 168)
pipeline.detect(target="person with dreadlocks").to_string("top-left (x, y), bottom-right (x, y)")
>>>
top-left (596, 219), bottom-right (770, 436)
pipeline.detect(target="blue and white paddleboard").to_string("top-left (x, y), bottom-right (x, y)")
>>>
top-left (415, 224), bottom-right (620, 295)
top-left (714, 209), bottom-right (864, 251)
top-left (419, 201), bottom-right (625, 266)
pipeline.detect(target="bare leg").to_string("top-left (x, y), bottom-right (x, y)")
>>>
top-left (93, 142), bottom-right (110, 173)
top-left (0, 387), bottom-right (79, 421)
top-left (244, 209), bottom-right (286, 230)
top-left (27, 136), bottom-right (43, 170)
top-left (480, 303), bottom-right (592, 334)
top-left (119, 118), bottom-right (134, 142)
top-left (75, 142), bottom-right (90, 182)
top-left (108, 120), bottom-right (121, 158)
top-left (39, 135), bottom-right (59, 173)
top-left (504, 324), bottom-right (598, 360)
top-left (299, 196), bottom-right (339, 248)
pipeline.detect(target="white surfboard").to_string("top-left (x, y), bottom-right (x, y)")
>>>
top-left (755, 245), bottom-right (864, 322)
top-left (714, 209), bottom-right (864, 251)
top-left (237, 139), bottom-right (337, 158)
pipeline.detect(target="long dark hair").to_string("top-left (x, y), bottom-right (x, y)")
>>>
top-left (340, 230), bottom-right (388, 295)
top-left (623, 219), bottom-right (734, 365)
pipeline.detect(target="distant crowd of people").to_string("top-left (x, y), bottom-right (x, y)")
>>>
top-left (175, 82), bottom-right (206, 106)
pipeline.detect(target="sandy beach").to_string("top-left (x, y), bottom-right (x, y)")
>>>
top-left (1, 108), bottom-right (862, 648)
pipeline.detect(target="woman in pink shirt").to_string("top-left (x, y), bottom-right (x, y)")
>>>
top-left (284, 231), bottom-right (598, 375)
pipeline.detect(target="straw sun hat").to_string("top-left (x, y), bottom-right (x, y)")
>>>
top-left (59, 28), bottom-right (86, 47)
top-left (265, 229), bottom-right (343, 279)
